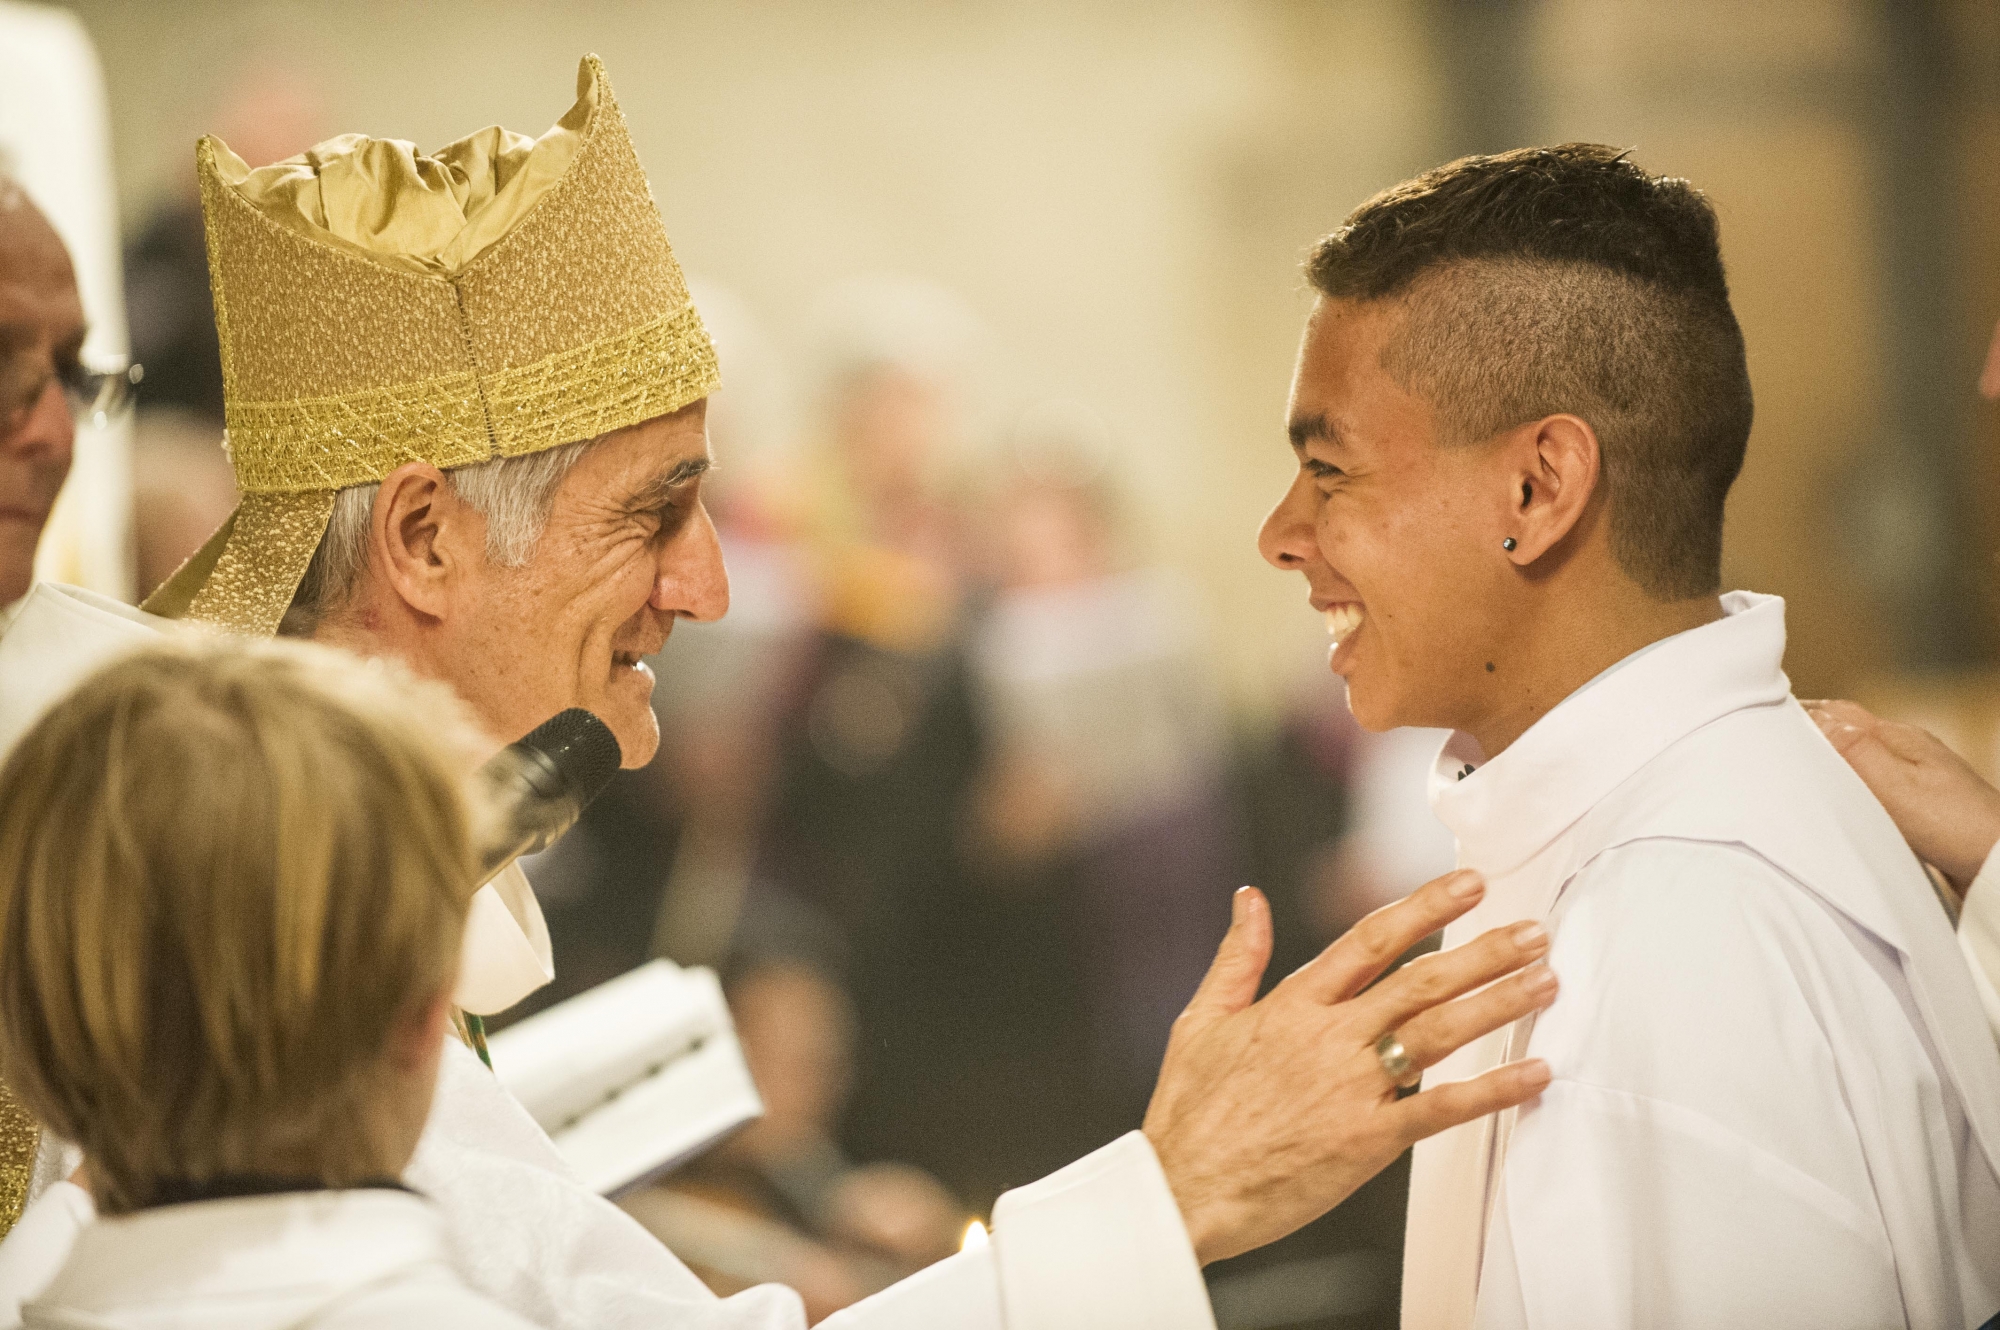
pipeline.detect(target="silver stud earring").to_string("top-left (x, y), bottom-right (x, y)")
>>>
top-left (1502, 537), bottom-right (1518, 552)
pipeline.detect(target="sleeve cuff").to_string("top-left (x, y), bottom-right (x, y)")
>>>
top-left (818, 1248), bottom-right (1004, 1330)
top-left (1961, 845), bottom-right (2000, 1042)
top-left (990, 1130), bottom-right (1215, 1330)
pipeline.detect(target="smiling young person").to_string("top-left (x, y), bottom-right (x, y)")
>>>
top-left (1261, 145), bottom-right (2000, 1328)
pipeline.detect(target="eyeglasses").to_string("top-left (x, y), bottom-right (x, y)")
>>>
top-left (1, 356), bottom-right (144, 438)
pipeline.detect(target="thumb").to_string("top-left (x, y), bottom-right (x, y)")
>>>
top-left (1181, 887), bottom-right (1273, 1025)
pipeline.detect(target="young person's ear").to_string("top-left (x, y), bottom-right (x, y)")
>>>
top-left (1499, 414), bottom-right (1601, 566)
top-left (370, 463), bottom-right (476, 620)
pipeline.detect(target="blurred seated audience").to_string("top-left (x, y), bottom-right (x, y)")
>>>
top-left (0, 637), bottom-right (533, 1328)
top-left (622, 942), bottom-right (964, 1324)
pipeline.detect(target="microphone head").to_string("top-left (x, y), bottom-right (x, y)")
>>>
top-left (514, 708), bottom-right (623, 810)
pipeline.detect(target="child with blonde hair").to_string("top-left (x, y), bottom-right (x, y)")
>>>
top-left (0, 636), bottom-right (538, 1327)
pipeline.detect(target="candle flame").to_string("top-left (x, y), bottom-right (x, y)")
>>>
top-left (960, 1218), bottom-right (989, 1252)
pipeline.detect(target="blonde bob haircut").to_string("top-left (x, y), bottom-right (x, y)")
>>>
top-left (0, 636), bottom-right (489, 1214)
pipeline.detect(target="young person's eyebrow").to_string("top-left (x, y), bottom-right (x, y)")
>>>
top-left (1287, 413), bottom-right (1342, 450)
top-left (621, 456), bottom-right (711, 512)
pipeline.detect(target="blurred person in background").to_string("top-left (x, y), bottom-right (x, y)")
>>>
top-left (625, 938), bottom-right (964, 1325)
top-left (758, 279), bottom-right (1055, 1207)
top-left (0, 175), bottom-right (80, 620)
top-left (966, 406), bottom-right (1235, 1128)
top-left (1809, 315), bottom-right (2000, 1036)
top-left (0, 637), bottom-right (535, 1329)
top-left (0, 56), bottom-right (1563, 1330)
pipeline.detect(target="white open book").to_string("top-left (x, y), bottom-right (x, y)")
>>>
top-left (487, 959), bottom-right (763, 1196)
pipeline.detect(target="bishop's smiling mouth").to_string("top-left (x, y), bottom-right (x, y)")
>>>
top-left (1324, 603), bottom-right (1366, 645)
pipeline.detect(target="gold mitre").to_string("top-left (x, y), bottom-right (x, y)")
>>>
top-left (142, 54), bottom-right (718, 636)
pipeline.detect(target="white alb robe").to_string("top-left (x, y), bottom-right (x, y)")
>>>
top-left (1957, 851), bottom-right (2000, 1042)
top-left (1402, 591), bottom-right (2000, 1330)
top-left (0, 582), bottom-right (1215, 1330)
top-left (22, 1189), bottom-right (539, 1329)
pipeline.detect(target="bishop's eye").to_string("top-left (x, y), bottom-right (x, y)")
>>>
top-left (648, 501), bottom-right (692, 541)
top-left (1305, 458), bottom-right (1344, 481)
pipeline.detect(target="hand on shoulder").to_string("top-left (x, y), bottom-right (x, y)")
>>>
top-left (1141, 871), bottom-right (1555, 1265)
top-left (1805, 699), bottom-right (2000, 894)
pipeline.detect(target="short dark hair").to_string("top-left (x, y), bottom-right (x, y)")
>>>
top-left (1306, 143), bottom-right (1753, 600)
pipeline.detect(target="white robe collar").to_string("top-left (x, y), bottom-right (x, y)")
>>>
top-left (29, 1188), bottom-right (456, 1324)
top-left (0, 582), bottom-right (554, 1017)
top-left (1429, 590), bottom-right (1790, 878)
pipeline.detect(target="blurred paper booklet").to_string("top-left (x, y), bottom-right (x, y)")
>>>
top-left (488, 959), bottom-right (762, 1196)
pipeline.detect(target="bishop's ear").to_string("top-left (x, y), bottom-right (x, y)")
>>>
top-left (370, 462), bottom-right (472, 620)
top-left (1500, 414), bottom-right (1601, 565)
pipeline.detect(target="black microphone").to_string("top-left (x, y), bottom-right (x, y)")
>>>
top-left (474, 708), bottom-right (623, 888)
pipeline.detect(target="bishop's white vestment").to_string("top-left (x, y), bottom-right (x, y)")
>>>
top-left (1401, 591), bottom-right (2000, 1329)
top-left (0, 583), bottom-right (1215, 1330)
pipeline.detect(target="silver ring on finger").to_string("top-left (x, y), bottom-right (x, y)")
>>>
top-left (1375, 1030), bottom-right (1421, 1090)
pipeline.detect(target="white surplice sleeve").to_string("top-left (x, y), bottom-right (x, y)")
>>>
top-left (1476, 839), bottom-right (1969, 1330)
top-left (822, 1131), bottom-right (1214, 1330)
top-left (1959, 846), bottom-right (2000, 1042)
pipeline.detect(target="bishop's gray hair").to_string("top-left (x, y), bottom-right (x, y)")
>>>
top-left (282, 437), bottom-right (596, 635)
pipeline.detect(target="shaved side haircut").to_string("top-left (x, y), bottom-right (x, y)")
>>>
top-left (1307, 143), bottom-right (1754, 600)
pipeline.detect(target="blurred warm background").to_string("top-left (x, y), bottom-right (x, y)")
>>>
top-left (15, 1), bottom-right (2000, 1326)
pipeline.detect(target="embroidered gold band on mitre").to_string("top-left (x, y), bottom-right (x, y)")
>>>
top-left (141, 54), bottom-right (718, 636)
top-left (222, 304), bottom-right (717, 494)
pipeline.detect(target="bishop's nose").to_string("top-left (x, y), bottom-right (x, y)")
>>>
top-left (653, 501), bottom-right (730, 623)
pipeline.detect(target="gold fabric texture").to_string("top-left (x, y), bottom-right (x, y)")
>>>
top-left (142, 53), bottom-right (718, 636)
top-left (185, 491), bottom-right (339, 636)
top-left (0, 1083), bottom-right (37, 1242)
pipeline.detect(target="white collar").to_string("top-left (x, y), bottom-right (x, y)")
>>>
top-left (32, 1188), bottom-right (448, 1316)
top-left (1429, 590), bottom-right (1792, 876)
